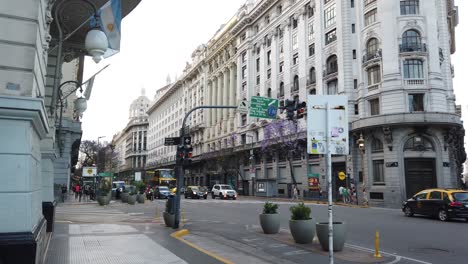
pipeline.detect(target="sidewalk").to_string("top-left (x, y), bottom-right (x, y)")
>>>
top-left (238, 195), bottom-right (368, 208)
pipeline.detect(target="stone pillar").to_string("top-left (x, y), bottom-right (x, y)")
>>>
top-left (217, 73), bottom-right (223, 125)
top-left (212, 77), bottom-right (217, 126)
top-left (206, 80), bottom-right (212, 126)
top-left (223, 68), bottom-right (229, 121)
top-left (229, 64), bottom-right (236, 119)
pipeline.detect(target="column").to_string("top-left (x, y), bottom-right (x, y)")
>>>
top-left (229, 64), bottom-right (236, 118)
top-left (283, 22), bottom-right (292, 97)
top-left (270, 32), bottom-right (278, 96)
top-left (223, 68), bottom-right (229, 121)
top-left (212, 77), bottom-right (217, 127)
top-left (206, 80), bottom-right (212, 126)
top-left (217, 73), bottom-right (223, 123)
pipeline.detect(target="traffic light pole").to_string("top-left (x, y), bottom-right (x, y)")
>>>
top-left (173, 105), bottom-right (238, 229)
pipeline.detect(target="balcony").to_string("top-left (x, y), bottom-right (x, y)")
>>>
top-left (323, 69), bottom-right (338, 80)
top-left (399, 43), bottom-right (427, 54)
top-left (362, 49), bottom-right (382, 65)
top-left (404, 79), bottom-right (425, 86)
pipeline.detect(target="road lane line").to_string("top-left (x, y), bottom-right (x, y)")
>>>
top-left (171, 229), bottom-right (235, 264)
top-left (345, 243), bottom-right (432, 264)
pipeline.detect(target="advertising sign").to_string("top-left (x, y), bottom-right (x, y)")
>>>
top-left (82, 167), bottom-right (97, 177)
top-left (307, 95), bottom-right (349, 155)
top-left (308, 173), bottom-right (320, 190)
top-left (135, 172), bottom-right (141, 181)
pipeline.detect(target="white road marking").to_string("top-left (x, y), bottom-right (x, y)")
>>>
top-left (345, 243), bottom-right (432, 264)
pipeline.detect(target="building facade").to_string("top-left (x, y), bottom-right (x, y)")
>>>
top-left (146, 0), bottom-right (464, 208)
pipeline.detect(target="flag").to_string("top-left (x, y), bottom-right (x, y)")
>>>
top-left (83, 64), bottom-right (110, 100)
top-left (91, 0), bottom-right (122, 58)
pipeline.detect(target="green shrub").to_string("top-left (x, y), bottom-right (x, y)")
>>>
top-left (99, 181), bottom-right (111, 195)
top-left (289, 202), bottom-right (311, 220)
top-left (134, 181), bottom-right (146, 194)
top-left (263, 201), bottom-right (279, 214)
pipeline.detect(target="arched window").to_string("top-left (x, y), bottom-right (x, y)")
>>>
top-left (267, 88), bottom-right (272, 98)
top-left (326, 55), bottom-right (338, 74)
top-left (367, 38), bottom-right (379, 55)
top-left (371, 139), bottom-right (383, 153)
top-left (327, 79), bottom-right (338, 95)
top-left (404, 136), bottom-right (434, 151)
top-left (309, 88), bottom-right (316, 95)
top-left (279, 82), bottom-right (284, 97)
top-left (402, 30), bottom-right (421, 51)
top-left (309, 67), bottom-right (316, 84)
top-left (293, 75), bottom-right (299, 91)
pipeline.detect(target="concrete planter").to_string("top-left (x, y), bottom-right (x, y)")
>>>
top-left (127, 194), bottom-right (136, 205)
top-left (259, 213), bottom-right (280, 234)
top-left (289, 218), bottom-right (315, 244)
top-left (97, 195), bottom-right (109, 206)
top-left (121, 192), bottom-right (129, 203)
top-left (316, 222), bottom-right (346, 251)
top-left (137, 194), bottom-right (145, 203)
top-left (163, 211), bottom-right (175, 227)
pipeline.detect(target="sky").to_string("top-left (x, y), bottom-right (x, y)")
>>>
top-left (82, 0), bottom-right (468, 144)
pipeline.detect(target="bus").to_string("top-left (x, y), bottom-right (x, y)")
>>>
top-left (149, 169), bottom-right (176, 193)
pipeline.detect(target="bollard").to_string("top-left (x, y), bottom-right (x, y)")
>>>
top-left (155, 206), bottom-right (159, 222)
top-left (181, 208), bottom-right (185, 224)
top-left (374, 230), bottom-right (382, 258)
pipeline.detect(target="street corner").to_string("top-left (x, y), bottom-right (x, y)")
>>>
top-left (248, 225), bottom-right (395, 264)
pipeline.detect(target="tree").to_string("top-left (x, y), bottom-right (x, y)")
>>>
top-left (79, 140), bottom-right (98, 167)
top-left (261, 119), bottom-right (306, 185)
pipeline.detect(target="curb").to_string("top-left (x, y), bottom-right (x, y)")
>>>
top-left (170, 229), bottom-right (234, 264)
top-left (240, 196), bottom-right (369, 208)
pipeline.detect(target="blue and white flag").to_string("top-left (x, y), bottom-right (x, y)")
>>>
top-left (91, 0), bottom-right (122, 58)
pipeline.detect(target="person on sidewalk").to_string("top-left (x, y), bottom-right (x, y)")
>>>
top-left (84, 184), bottom-right (90, 202)
top-left (61, 184), bottom-right (67, 202)
top-left (74, 184), bottom-right (80, 201)
top-left (339, 186), bottom-right (346, 203)
top-left (291, 185), bottom-right (299, 201)
top-left (78, 185), bottom-right (83, 202)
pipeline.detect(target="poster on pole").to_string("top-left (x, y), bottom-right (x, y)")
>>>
top-left (82, 167), bottom-right (97, 177)
top-left (135, 172), bottom-right (141, 181)
top-left (307, 95), bottom-right (348, 155)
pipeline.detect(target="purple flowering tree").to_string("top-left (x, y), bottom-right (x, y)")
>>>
top-left (261, 119), bottom-right (306, 185)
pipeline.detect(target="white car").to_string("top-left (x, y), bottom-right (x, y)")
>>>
top-left (211, 184), bottom-right (237, 200)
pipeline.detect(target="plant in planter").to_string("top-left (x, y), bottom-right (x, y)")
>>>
top-left (316, 221), bottom-right (347, 251)
top-left (121, 188), bottom-right (129, 203)
top-left (289, 202), bottom-right (315, 244)
top-left (163, 198), bottom-right (175, 227)
top-left (259, 202), bottom-right (280, 234)
top-left (135, 181), bottom-right (146, 203)
top-left (97, 181), bottom-right (111, 206)
top-left (127, 187), bottom-right (137, 205)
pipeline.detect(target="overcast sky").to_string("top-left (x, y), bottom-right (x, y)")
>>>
top-left (81, 0), bottom-right (468, 145)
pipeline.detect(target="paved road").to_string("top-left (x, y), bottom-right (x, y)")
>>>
top-left (128, 197), bottom-right (468, 264)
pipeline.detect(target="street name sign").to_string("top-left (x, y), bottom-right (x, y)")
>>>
top-left (237, 99), bottom-right (249, 113)
top-left (307, 95), bottom-right (349, 155)
top-left (164, 137), bottom-right (180, 146)
top-left (249, 96), bottom-right (279, 119)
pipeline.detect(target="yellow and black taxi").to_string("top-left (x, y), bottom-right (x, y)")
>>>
top-left (402, 189), bottom-right (468, 221)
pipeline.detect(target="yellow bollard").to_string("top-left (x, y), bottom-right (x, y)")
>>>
top-left (155, 206), bottom-right (159, 222)
top-left (374, 230), bottom-right (382, 258)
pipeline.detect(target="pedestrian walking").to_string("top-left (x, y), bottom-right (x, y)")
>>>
top-left (78, 185), bottom-right (83, 202)
top-left (74, 184), bottom-right (80, 201)
top-left (61, 184), bottom-right (67, 202)
top-left (291, 185), bottom-right (299, 201)
top-left (339, 186), bottom-right (346, 203)
top-left (84, 184), bottom-right (90, 202)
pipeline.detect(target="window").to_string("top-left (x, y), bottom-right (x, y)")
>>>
top-left (353, 49), bottom-right (356, 59)
top-left (367, 38), bottom-right (379, 55)
top-left (403, 59), bottom-right (423, 79)
top-left (241, 114), bottom-right (247, 126)
top-left (354, 79), bottom-right (358, 89)
top-left (279, 62), bottom-right (284, 73)
top-left (267, 69), bottom-right (271, 79)
top-left (354, 104), bottom-right (359, 115)
top-left (309, 67), bottom-right (316, 84)
top-left (256, 75), bottom-right (260, 85)
top-left (279, 82), bottom-right (284, 97)
top-left (292, 16), bottom-right (298, 29)
top-left (307, 4), bottom-right (314, 18)
top-left (242, 82), bottom-right (246, 91)
top-left (324, 4), bottom-right (336, 28)
top-left (277, 26), bottom-right (283, 39)
top-left (400, 0), bottom-right (419, 15)
top-left (309, 88), bottom-right (316, 95)
top-left (293, 75), bottom-right (299, 91)
top-left (367, 65), bottom-right (381, 85)
top-left (352, 23), bottom-right (355, 33)
top-left (267, 88), bottom-right (272, 97)
top-left (402, 30), bottom-right (421, 51)
top-left (293, 53), bottom-right (299, 65)
top-left (372, 160), bottom-right (385, 184)
top-left (265, 15), bottom-right (270, 24)
top-left (369, 98), bottom-right (380, 115)
top-left (351, 0), bottom-right (354, 8)
top-left (325, 29), bottom-right (337, 45)
top-left (326, 55), bottom-right (338, 74)
top-left (267, 51), bottom-right (271, 65)
top-left (308, 22), bottom-right (314, 41)
top-left (404, 136), bottom-right (434, 151)
top-left (364, 8), bottom-right (377, 26)
top-left (279, 45), bottom-right (284, 58)
top-left (292, 33), bottom-right (298, 50)
top-left (414, 192), bottom-right (427, 200)
top-left (277, 5), bottom-right (282, 15)
top-left (429, 191), bottom-right (442, 200)
top-left (408, 93), bottom-right (424, 111)
top-left (365, 0), bottom-right (376, 7)
top-left (309, 44), bottom-right (315, 56)
top-left (371, 139), bottom-right (383, 153)
top-left (256, 58), bottom-right (260, 72)
top-left (242, 66), bottom-right (247, 79)
top-left (327, 79), bottom-right (337, 95)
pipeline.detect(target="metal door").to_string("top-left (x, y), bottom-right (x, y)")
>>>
top-left (404, 158), bottom-right (436, 199)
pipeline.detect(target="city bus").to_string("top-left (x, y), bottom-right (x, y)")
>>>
top-left (149, 169), bottom-right (176, 193)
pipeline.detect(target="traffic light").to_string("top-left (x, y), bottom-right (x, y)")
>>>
top-left (177, 144), bottom-right (185, 163)
top-left (285, 99), bottom-right (296, 120)
top-left (184, 144), bottom-right (193, 164)
top-left (296, 101), bottom-right (306, 119)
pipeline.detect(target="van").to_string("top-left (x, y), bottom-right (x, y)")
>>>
top-left (112, 181), bottom-right (125, 198)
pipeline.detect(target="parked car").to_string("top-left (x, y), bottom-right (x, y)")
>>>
top-left (402, 188), bottom-right (468, 221)
top-left (112, 181), bottom-right (125, 199)
top-left (211, 184), bottom-right (237, 200)
top-left (184, 186), bottom-right (208, 199)
top-left (155, 186), bottom-right (172, 199)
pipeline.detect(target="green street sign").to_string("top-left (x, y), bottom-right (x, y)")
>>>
top-left (249, 96), bottom-right (279, 119)
top-left (98, 172), bottom-right (112, 177)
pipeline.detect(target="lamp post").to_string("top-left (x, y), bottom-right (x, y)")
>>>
top-left (50, 0), bottom-right (108, 117)
top-left (246, 134), bottom-right (255, 196)
top-left (96, 136), bottom-right (105, 192)
top-left (357, 133), bottom-right (368, 206)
